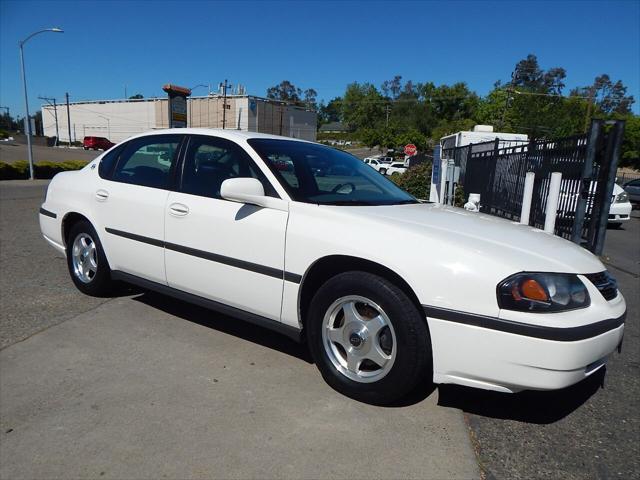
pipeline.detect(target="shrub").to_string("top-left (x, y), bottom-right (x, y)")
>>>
top-left (0, 160), bottom-right (88, 180)
top-left (389, 161), bottom-right (432, 200)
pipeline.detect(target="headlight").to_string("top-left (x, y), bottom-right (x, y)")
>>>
top-left (497, 273), bottom-right (590, 312)
top-left (615, 191), bottom-right (629, 203)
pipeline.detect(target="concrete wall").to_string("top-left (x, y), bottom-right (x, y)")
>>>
top-left (42, 96), bottom-right (316, 143)
top-left (42, 99), bottom-right (161, 144)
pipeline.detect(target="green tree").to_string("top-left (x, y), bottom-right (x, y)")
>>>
top-left (319, 97), bottom-right (342, 124)
top-left (341, 82), bottom-right (385, 131)
top-left (573, 74), bottom-right (635, 115)
top-left (620, 116), bottom-right (640, 169)
top-left (266, 80), bottom-right (302, 103)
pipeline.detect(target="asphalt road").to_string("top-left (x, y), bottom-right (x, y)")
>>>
top-left (0, 180), bottom-right (637, 479)
top-left (0, 180), bottom-right (478, 479)
top-left (0, 143), bottom-right (100, 164)
top-left (447, 212), bottom-right (639, 480)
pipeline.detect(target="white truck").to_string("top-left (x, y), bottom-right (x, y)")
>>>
top-left (430, 125), bottom-right (528, 204)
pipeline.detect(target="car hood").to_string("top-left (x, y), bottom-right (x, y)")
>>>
top-left (333, 202), bottom-right (605, 274)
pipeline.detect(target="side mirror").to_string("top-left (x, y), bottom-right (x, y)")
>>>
top-left (220, 178), bottom-right (288, 211)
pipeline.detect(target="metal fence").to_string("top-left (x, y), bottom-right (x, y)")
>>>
top-left (441, 120), bottom-right (626, 254)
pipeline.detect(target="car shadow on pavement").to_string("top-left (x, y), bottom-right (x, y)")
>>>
top-left (437, 367), bottom-right (606, 424)
top-left (131, 291), bottom-right (313, 364)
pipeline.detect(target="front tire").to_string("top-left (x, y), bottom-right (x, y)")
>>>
top-left (66, 220), bottom-right (113, 296)
top-left (307, 271), bottom-right (431, 405)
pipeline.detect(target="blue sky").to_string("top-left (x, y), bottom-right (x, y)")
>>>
top-left (1, 0), bottom-right (639, 118)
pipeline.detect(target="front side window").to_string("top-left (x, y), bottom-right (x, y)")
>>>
top-left (180, 135), bottom-right (277, 199)
top-left (112, 135), bottom-right (182, 189)
top-left (248, 139), bottom-right (418, 206)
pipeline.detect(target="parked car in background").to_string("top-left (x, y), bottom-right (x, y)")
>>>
top-left (385, 162), bottom-right (407, 176)
top-left (364, 157), bottom-right (394, 174)
top-left (622, 178), bottom-right (640, 206)
top-left (609, 183), bottom-right (633, 226)
top-left (40, 129), bottom-right (626, 405)
top-left (83, 136), bottom-right (115, 151)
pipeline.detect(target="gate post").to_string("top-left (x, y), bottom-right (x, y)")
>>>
top-left (484, 138), bottom-right (500, 212)
top-left (571, 120), bottom-right (600, 245)
top-left (591, 120), bottom-right (626, 255)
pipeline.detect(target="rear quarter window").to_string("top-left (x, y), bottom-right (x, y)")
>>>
top-left (98, 146), bottom-right (122, 179)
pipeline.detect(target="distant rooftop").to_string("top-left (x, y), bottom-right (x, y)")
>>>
top-left (319, 121), bottom-right (348, 132)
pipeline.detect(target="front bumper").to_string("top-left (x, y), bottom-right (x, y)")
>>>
top-left (425, 294), bottom-right (626, 393)
top-left (608, 201), bottom-right (632, 222)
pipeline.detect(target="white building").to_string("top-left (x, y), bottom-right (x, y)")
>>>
top-left (41, 95), bottom-right (317, 144)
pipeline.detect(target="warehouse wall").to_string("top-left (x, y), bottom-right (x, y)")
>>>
top-left (42, 99), bottom-right (160, 144)
top-left (42, 96), bottom-right (316, 143)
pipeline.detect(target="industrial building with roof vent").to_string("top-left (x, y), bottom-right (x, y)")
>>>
top-left (41, 94), bottom-right (317, 144)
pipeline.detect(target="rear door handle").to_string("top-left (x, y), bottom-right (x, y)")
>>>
top-left (169, 202), bottom-right (189, 217)
top-left (95, 189), bottom-right (109, 201)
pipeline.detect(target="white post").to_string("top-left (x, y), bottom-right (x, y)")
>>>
top-left (520, 172), bottom-right (535, 225)
top-left (544, 172), bottom-right (562, 234)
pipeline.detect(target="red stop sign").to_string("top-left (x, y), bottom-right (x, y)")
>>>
top-left (404, 144), bottom-right (417, 156)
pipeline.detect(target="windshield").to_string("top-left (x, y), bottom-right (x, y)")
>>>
top-left (247, 139), bottom-right (418, 206)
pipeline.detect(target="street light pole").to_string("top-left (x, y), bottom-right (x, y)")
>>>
top-left (98, 115), bottom-right (111, 139)
top-left (19, 27), bottom-right (64, 180)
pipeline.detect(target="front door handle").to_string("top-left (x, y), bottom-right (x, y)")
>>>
top-left (95, 189), bottom-right (109, 201)
top-left (169, 202), bottom-right (189, 217)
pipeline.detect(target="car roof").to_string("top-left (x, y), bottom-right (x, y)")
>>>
top-left (125, 128), bottom-right (315, 144)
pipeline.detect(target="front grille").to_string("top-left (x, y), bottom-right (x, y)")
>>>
top-left (585, 271), bottom-right (618, 301)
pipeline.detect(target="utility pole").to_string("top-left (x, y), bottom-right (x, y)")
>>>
top-left (385, 104), bottom-right (390, 126)
top-left (584, 87), bottom-right (595, 133)
top-left (38, 96), bottom-right (59, 146)
top-left (222, 79), bottom-right (228, 129)
top-left (65, 92), bottom-right (72, 146)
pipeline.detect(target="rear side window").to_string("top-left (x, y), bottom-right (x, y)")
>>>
top-left (112, 135), bottom-right (182, 189)
top-left (98, 146), bottom-right (121, 179)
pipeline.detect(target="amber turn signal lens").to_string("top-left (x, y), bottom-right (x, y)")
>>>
top-left (520, 279), bottom-right (549, 302)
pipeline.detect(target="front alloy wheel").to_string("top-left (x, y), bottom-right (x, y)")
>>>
top-left (307, 271), bottom-right (432, 405)
top-left (322, 296), bottom-right (396, 383)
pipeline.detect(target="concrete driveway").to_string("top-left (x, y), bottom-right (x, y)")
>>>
top-left (0, 181), bottom-right (479, 480)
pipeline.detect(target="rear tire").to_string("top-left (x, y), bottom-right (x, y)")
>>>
top-left (66, 220), bottom-right (113, 296)
top-left (379, 168), bottom-right (387, 175)
top-left (307, 271), bottom-right (431, 405)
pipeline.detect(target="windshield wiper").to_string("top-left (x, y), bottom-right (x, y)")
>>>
top-left (393, 199), bottom-right (420, 205)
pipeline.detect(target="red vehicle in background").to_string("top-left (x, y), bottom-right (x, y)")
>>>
top-left (83, 136), bottom-right (115, 151)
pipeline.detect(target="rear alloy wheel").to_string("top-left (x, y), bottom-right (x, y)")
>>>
top-left (66, 220), bottom-right (113, 296)
top-left (307, 271), bottom-right (432, 405)
top-left (379, 168), bottom-right (387, 175)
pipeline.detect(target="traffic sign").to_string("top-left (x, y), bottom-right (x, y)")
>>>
top-left (404, 144), bottom-right (417, 156)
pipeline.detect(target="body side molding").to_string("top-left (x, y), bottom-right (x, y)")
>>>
top-left (423, 305), bottom-right (625, 342)
top-left (105, 227), bottom-right (302, 283)
top-left (39, 207), bottom-right (57, 219)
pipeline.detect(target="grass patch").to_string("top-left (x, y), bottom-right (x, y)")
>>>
top-left (0, 160), bottom-right (89, 180)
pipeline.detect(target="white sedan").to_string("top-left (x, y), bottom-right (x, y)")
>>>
top-left (39, 129), bottom-right (626, 405)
